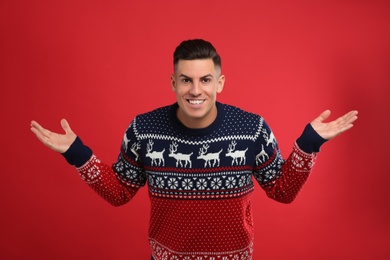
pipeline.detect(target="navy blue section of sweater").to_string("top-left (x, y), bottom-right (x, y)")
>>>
top-left (296, 124), bottom-right (327, 153)
top-left (62, 137), bottom-right (93, 167)
top-left (61, 104), bottom-right (326, 168)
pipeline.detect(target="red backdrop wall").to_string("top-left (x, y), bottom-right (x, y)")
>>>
top-left (1, 1), bottom-right (389, 259)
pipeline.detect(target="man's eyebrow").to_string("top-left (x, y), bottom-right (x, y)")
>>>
top-left (179, 74), bottom-right (191, 79)
top-left (179, 74), bottom-right (214, 79)
top-left (200, 74), bottom-right (214, 79)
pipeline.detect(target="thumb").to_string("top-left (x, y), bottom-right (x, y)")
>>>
top-left (317, 110), bottom-right (331, 123)
top-left (60, 119), bottom-right (73, 134)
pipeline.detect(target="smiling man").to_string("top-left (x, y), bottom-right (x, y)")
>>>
top-left (172, 44), bottom-right (225, 129)
top-left (31, 39), bottom-right (358, 260)
top-left (172, 58), bottom-right (224, 129)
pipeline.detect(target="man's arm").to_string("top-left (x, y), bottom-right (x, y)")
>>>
top-left (296, 109), bottom-right (358, 153)
top-left (30, 119), bottom-right (142, 206)
top-left (255, 110), bottom-right (358, 203)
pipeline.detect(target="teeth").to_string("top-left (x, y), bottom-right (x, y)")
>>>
top-left (189, 100), bottom-right (204, 105)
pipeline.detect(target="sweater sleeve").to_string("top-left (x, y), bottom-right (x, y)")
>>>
top-left (253, 121), bottom-right (326, 203)
top-left (61, 122), bottom-right (145, 207)
top-left (296, 123), bottom-right (327, 153)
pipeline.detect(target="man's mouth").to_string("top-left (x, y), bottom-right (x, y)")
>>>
top-left (187, 99), bottom-right (205, 105)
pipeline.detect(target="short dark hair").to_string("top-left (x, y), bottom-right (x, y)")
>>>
top-left (173, 39), bottom-right (221, 70)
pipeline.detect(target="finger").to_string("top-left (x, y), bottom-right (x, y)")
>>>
top-left (338, 123), bottom-right (355, 136)
top-left (336, 110), bottom-right (358, 126)
top-left (345, 110), bottom-right (359, 124)
top-left (332, 111), bottom-right (358, 135)
top-left (31, 120), bottom-right (44, 133)
top-left (30, 123), bottom-right (52, 146)
top-left (60, 119), bottom-right (72, 134)
top-left (30, 120), bottom-right (51, 138)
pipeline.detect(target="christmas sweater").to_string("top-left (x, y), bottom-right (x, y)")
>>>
top-left (63, 102), bottom-right (326, 260)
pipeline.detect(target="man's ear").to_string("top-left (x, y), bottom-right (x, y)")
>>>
top-left (171, 74), bottom-right (176, 91)
top-left (217, 74), bottom-right (225, 93)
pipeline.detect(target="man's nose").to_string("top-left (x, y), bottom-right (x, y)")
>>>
top-left (189, 81), bottom-right (201, 96)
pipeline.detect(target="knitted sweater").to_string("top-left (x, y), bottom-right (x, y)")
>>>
top-left (63, 102), bottom-right (325, 260)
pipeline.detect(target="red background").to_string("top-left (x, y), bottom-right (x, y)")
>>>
top-left (1, 0), bottom-right (389, 259)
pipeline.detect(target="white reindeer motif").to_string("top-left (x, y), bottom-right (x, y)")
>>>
top-left (262, 128), bottom-right (276, 148)
top-left (255, 144), bottom-right (269, 164)
top-left (123, 133), bottom-right (130, 152)
top-left (225, 140), bottom-right (248, 165)
top-left (197, 144), bottom-right (223, 167)
top-left (130, 142), bottom-right (141, 162)
top-left (169, 141), bottom-right (193, 168)
top-left (146, 140), bottom-right (165, 166)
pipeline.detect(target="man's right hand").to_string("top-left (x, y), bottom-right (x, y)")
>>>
top-left (31, 119), bottom-right (77, 153)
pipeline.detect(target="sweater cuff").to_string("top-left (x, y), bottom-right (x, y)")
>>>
top-left (296, 124), bottom-right (327, 153)
top-left (61, 137), bottom-right (93, 167)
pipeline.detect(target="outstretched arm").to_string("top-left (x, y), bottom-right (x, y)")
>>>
top-left (30, 119), bottom-right (76, 153)
top-left (30, 119), bottom-right (143, 206)
top-left (310, 110), bottom-right (358, 140)
top-left (258, 109), bottom-right (358, 203)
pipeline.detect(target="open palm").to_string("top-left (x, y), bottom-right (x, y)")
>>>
top-left (30, 119), bottom-right (77, 153)
top-left (310, 110), bottom-right (358, 140)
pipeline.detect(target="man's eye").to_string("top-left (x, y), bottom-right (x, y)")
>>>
top-left (202, 78), bottom-right (211, 83)
top-left (182, 78), bottom-right (191, 83)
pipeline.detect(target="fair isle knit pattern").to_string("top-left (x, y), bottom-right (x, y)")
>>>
top-left (76, 102), bottom-right (317, 260)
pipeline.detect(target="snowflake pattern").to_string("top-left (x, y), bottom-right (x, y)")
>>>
top-left (196, 178), bottom-right (207, 190)
top-left (150, 239), bottom-right (253, 260)
top-left (168, 178), bottom-right (179, 189)
top-left (182, 178), bottom-right (193, 190)
top-left (156, 177), bottom-right (164, 189)
top-left (115, 161), bottom-right (124, 172)
top-left (147, 172), bottom-right (254, 197)
top-left (211, 177), bottom-right (222, 189)
top-left (226, 176), bottom-right (236, 189)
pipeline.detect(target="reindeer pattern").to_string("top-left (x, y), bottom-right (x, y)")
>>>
top-left (136, 138), bottom-right (273, 169)
top-left (169, 141), bottom-right (193, 168)
top-left (226, 140), bottom-right (248, 166)
top-left (116, 103), bottom-right (283, 192)
top-left (146, 140), bottom-right (165, 166)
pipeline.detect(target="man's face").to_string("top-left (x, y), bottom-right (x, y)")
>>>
top-left (171, 59), bottom-right (225, 129)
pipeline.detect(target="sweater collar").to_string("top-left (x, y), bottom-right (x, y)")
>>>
top-left (170, 102), bottom-right (225, 136)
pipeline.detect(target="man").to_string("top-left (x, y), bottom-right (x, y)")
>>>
top-left (31, 39), bottom-right (358, 260)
